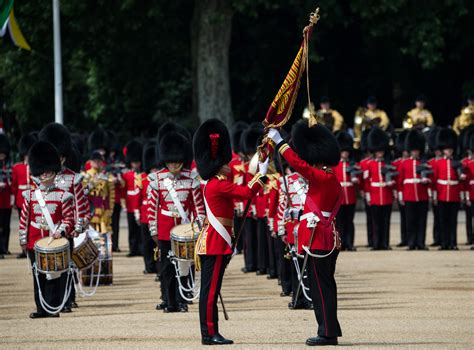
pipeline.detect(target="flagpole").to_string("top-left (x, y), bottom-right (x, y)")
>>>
top-left (53, 0), bottom-right (63, 124)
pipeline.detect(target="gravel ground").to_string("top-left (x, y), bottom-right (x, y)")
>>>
top-left (1, 211), bottom-right (473, 349)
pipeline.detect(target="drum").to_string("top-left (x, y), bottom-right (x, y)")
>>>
top-left (34, 237), bottom-right (70, 274)
top-left (72, 232), bottom-right (99, 270)
top-left (170, 224), bottom-right (199, 261)
top-left (81, 232), bottom-right (113, 285)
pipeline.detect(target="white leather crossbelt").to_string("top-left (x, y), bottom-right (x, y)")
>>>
top-left (340, 181), bottom-right (353, 187)
top-left (437, 180), bottom-right (459, 185)
top-left (127, 189), bottom-right (140, 195)
top-left (300, 211), bottom-right (331, 221)
top-left (371, 182), bottom-right (387, 187)
top-left (403, 178), bottom-right (422, 184)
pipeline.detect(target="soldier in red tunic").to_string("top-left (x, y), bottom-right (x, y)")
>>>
top-left (460, 126), bottom-right (474, 245)
top-left (359, 129), bottom-right (374, 248)
top-left (427, 127), bottom-right (442, 246)
top-left (334, 131), bottom-right (360, 251)
top-left (0, 133), bottom-right (12, 258)
top-left (12, 132), bottom-right (37, 259)
top-left (432, 128), bottom-right (463, 250)
top-left (194, 119), bottom-right (267, 345)
top-left (397, 130), bottom-right (431, 250)
top-left (393, 130), bottom-right (409, 247)
top-left (464, 135), bottom-right (474, 250)
top-left (148, 131), bottom-right (205, 313)
top-left (122, 140), bottom-right (145, 257)
top-left (268, 121), bottom-right (342, 346)
top-left (19, 141), bottom-right (75, 318)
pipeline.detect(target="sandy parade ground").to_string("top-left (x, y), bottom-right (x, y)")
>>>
top-left (1, 211), bottom-right (473, 349)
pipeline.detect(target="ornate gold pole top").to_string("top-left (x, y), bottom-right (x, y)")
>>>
top-left (309, 8), bottom-right (320, 25)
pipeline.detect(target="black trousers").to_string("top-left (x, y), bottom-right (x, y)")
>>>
top-left (364, 201), bottom-right (373, 247)
top-left (307, 250), bottom-right (342, 338)
top-left (277, 239), bottom-right (291, 294)
top-left (199, 254), bottom-right (229, 338)
top-left (405, 201), bottom-right (429, 249)
top-left (432, 204), bottom-right (441, 245)
top-left (399, 204), bottom-right (408, 245)
top-left (290, 253), bottom-right (306, 306)
top-left (257, 218), bottom-right (269, 273)
top-left (0, 208), bottom-right (12, 254)
top-left (243, 218), bottom-right (258, 271)
top-left (266, 229), bottom-right (278, 277)
top-left (158, 240), bottom-right (177, 307)
top-left (465, 205), bottom-right (473, 244)
top-left (28, 250), bottom-right (61, 314)
top-left (127, 212), bottom-right (142, 255)
top-left (371, 205), bottom-right (392, 250)
top-left (111, 203), bottom-right (121, 251)
top-left (336, 204), bottom-right (356, 249)
top-left (61, 238), bottom-right (75, 307)
top-left (438, 202), bottom-right (459, 249)
top-left (141, 224), bottom-right (157, 273)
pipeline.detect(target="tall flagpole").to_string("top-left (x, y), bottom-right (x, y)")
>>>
top-left (53, 0), bottom-right (63, 124)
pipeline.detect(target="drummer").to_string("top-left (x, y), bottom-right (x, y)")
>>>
top-left (148, 131), bottom-right (205, 313)
top-left (18, 141), bottom-right (75, 318)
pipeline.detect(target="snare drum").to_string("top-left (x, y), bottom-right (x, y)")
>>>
top-left (72, 232), bottom-right (99, 270)
top-left (81, 232), bottom-right (113, 285)
top-left (170, 224), bottom-right (199, 261)
top-left (34, 237), bottom-right (70, 274)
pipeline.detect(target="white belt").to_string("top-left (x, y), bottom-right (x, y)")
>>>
top-left (300, 211), bottom-right (331, 221)
top-left (127, 189), bottom-right (140, 195)
top-left (469, 180), bottom-right (474, 185)
top-left (31, 221), bottom-right (49, 230)
top-left (371, 182), bottom-right (387, 187)
top-left (403, 178), bottom-right (422, 184)
top-left (437, 180), bottom-right (459, 185)
top-left (161, 209), bottom-right (182, 218)
top-left (340, 182), bottom-right (353, 187)
top-left (19, 185), bottom-right (30, 190)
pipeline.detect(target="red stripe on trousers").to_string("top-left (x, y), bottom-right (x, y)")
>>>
top-left (207, 255), bottom-right (223, 336)
top-left (311, 257), bottom-right (328, 336)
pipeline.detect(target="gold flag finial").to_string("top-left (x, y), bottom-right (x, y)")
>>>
top-left (309, 8), bottom-right (320, 25)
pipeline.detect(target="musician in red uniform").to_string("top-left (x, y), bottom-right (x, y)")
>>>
top-left (148, 132), bottom-right (205, 313)
top-left (393, 130), bottom-right (409, 247)
top-left (432, 128), bottom-right (462, 250)
top-left (194, 119), bottom-right (267, 345)
top-left (12, 132), bottom-right (37, 259)
top-left (460, 126), bottom-right (474, 245)
top-left (464, 135), bottom-right (474, 250)
top-left (19, 141), bottom-right (75, 318)
top-left (397, 130), bottom-right (431, 250)
top-left (268, 121), bottom-right (343, 346)
top-left (427, 127), bottom-right (442, 246)
top-left (122, 140), bottom-right (144, 257)
top-left (359, 129), bottom-right (374, 248)
top-left (0, 133), bottom-right (12, 258)
top-left (365, 127), bottom-right (395, 250)
top-left (334, 131), bottom-right (360, 251)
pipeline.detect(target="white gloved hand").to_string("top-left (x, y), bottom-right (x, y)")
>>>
top-left (267, 128), bottom-right (283, 145)
top-left (258, 157), bottom-right (270, 176)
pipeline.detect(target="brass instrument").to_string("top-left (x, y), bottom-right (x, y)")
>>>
top-left (403, 108), bottom-right (434, 129)
top-left (453, 106), bottom-right (474, 134)
top-left (353, 107), bottom-right (390, 147)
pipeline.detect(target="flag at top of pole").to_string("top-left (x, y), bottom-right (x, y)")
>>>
top-left (0, 0), bottom-right (31, 50)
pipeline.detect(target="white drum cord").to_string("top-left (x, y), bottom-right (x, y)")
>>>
top-left (169, 252), bottom-right (200, 301)
top-left (74, 259), bottom-right (102, 297)
top-left (290, 246), bottom-right (312, 302)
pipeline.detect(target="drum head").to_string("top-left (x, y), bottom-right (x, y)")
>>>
top-left (171, 224), bottom-right (198, 241)
top-left (35, 237), bottom-right (69, 250)
top-left (86, 227), bottom-right (100, 240)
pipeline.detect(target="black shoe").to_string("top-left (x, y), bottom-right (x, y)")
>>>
top-left (450, 246), bottom-right (459, 251)
top-left (6, 251), bottom-right (11, 255)
top-left (156, 302), bottom-right (168, 311)
top-left (29, 312), bottom-right (60, 319)
top-left (396, 242), bottom-right (407, 247)
top-left (418, 246), bottom-right (429, 251)
top-left (112, 248), bottom-right (121, 252)
top-left (0, 255), bottom-right (4, 259)
top-left (306, 336), bottom-right (338, 346)
top-left (348, 246), bottom-right (357, 251)
top-left (407, 247), bottom-right (416, 251)
top-left (267, 274), bottom-right (278, 280)
top-left (280, 291), bottom-right (291, 297)
top-left (71, 302), bottom-right (78, 308)
top-left (61, 306), bottom-right (72, 313)
top-left (430, 242), bottom-right (440, 247)
top-left (155, 275), bottom-right (160, 282)
top-left (126, 252), bottom-right (138, 257)
top-left (16, 252), bottom-right (27, 259)
top-left (289, 301), bottom-right (312, 310)
top-left (241, 267), bottom-right (255, 273)
top-left (201, 333), bottom-right (234, 345)
top-left (177, 303), bottom-right (188, 312)
top-left (256, 270), bottom-right (266, 276)
top-left (471, 246), bottom-right (474, 250)
top-left (438, 246), bottom-right (449, 251)
top-left (163, 305), bottom-right (178, 313)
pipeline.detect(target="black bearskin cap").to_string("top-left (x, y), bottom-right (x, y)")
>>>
top-left (106, 131), bottom-right (120, 153)
top-left (143, 142), bottom-right (159, 173)
top-left (159, 132), bottom-right (192, 167)
top-left (367, 127), bottom-right (389, 153)
top-left (436, 128), bottom-right (457, 150)
top-left (231, 121), bottom-right (248, 154)
top-left (157, 121), bottom-right (191, 143)
top-left (335, 131), bottom-right (353, 153)
top-left (29, 141), bottom-right (61, 176)
top-left (360, 129), bottom-right (371, 154)
top-left (88, 128), bottom-right (109, 153)
top-left (19, 132), bottom-right (38, 158)
top-left (124, 139), bottom-right (143, 164)
top-left (405, 129), bottom-right (426, 153)
top-left (470, 133), bottom-right (474, 152)
top-left (71, 133), bottom-right (85, 157)
top-left (395, 130), bottom-right (409, 152)
top-left (291, 121), bottom-right (340, 166)
top-left (240, 126), bottom-right (263, 156)
top-left (193, 119), bottom-right (232, 180)
top-left (65, 146), bottom-right (82, 173)
top-left (0, 134), bottom-right (10, 158)
top-left (459, 124), bottom-right (474, 154)
top-left (38, 123), bottom-right (72, 157)
top-left (427, 126), bottom-right (441, 151)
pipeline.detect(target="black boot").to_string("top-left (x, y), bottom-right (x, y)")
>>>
top-left (29, 312), bottom-right (60, 319)
top-left (201, 333), bottom-right (234, 345)
top-left (306, 336), bottom-right (338, 346)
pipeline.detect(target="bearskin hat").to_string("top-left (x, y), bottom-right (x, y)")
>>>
top-left (159, 132), bottom-right (192, 167)
top-left (405, 129), bottom-right (426, 153)
top-left (71, 133), bottom-right (85, 157)
top-left (157, 121), bottom-right (191, 143)
top-left (470, 133), bottom-right (474, 153)
top-left (291, 121), bottom-right (340, 166)
top-left (143, 142), bottom-right (159, 173)
top-left (193, 119), bottom-right (232, 180)
top-left (106, 131), bottom-right (120, 153)
top-left (231, 121), bottom-right (248, 154)
top-left (240, 126), bottom-right (263, 156)
top-left (38, 123), bottom-right (72, 157)
top-left (360, 129), bottom-right (371, 154)
top-left (427, 126), bottom-right (441, 151)
top-left (367, 127), bottom-right (389, 153)
top-left (459, 124), bottom-right (474, 154)
top-left (436, 128), bottom-right (458, 150)
top-left (29, 141), bottom-right (61, 176)
top-left (0, 134), bottom-right (10, 158)
top-left (124, 139), bottom-right (143, 164)
top-left (335, 131), bottom-right (353, 153)
top-left (19, 132), bottom-right (37, 158)
top-left (65, 146), bottom-right (82, 173)
top-left (395, 130), bottom-right (409, 153)
top-left (88, 128), bottom-right (109, 153)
